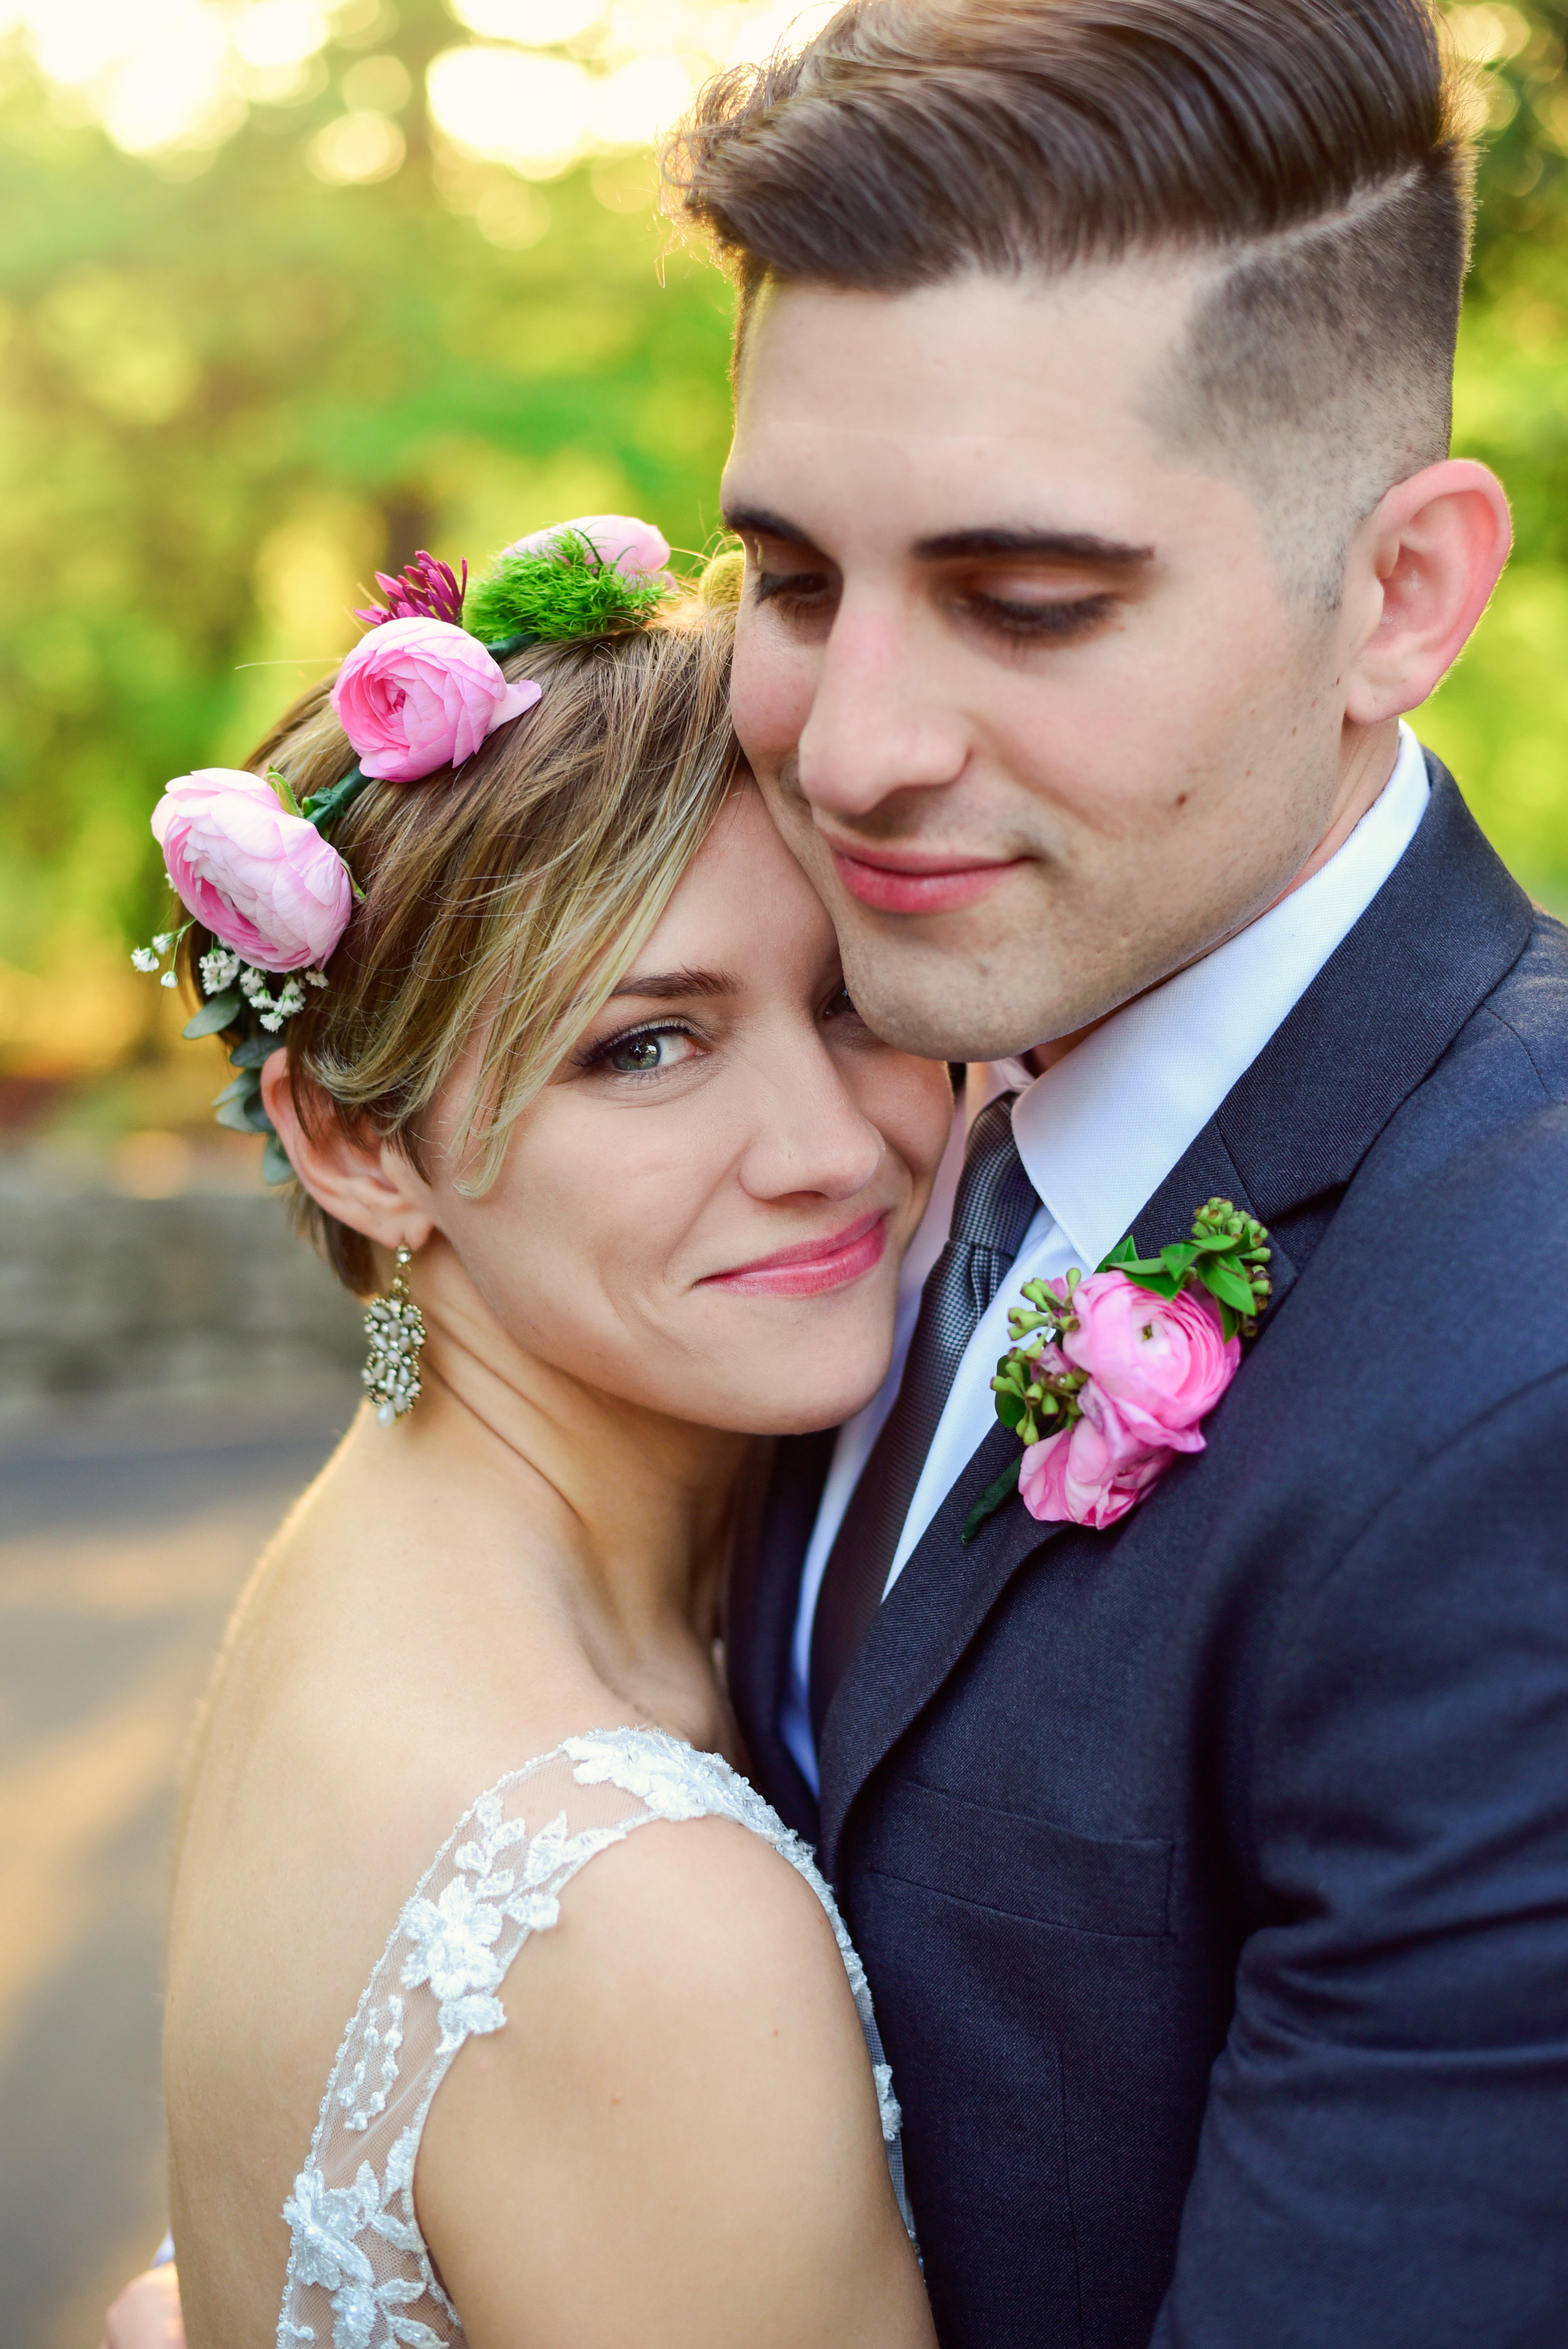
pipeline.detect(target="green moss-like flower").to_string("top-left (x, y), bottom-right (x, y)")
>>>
top-left (464, 529), bottom-right (668, 647)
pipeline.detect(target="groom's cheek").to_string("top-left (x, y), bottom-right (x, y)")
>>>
top-left (729, 598), bottom-right (818, 793)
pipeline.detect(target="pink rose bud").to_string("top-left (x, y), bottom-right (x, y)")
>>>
top-left (502, 512), bottom-right (671, 581)
top-left (1018, 1384), bottom-right (1176, 1530)
top-left (1061, 1271), bottom-right (1239, 1448)
top-left (332, 615), bottom-right (541, 783)
top-left (151, 769), bottom-right (354, 973)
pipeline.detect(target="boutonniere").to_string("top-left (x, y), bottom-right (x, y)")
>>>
top-left (962, 1199), bottom-right (1273, 1544)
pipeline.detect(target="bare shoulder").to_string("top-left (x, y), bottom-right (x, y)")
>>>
top-left (418, 1810), bottom-right (934, 2349)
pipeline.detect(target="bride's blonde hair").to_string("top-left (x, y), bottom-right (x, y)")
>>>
top-left (197, 598), bottom-right (740, 1294)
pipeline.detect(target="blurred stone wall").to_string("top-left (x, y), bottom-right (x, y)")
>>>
top-left (0, 1154), bottom-right (363, 1448)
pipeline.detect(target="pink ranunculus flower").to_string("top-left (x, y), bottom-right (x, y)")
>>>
top-left (332, 616), bottom-right (541, 783)
top-left (151, 769), bottom-right (354, 973)
top-left (1018, 1383), bottom-right (1175, 1531)
top-left (502, 512), bottom-right (671, 580)
top-left (1061, 1271), bottom-right (1240, 1448)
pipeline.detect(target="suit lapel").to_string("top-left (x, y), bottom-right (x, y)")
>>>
top-left (815, 762), bottom-right (1532, 1874)
top-left (724, 1428), bottom-right (832, 1842)
top-left (817, 1419), bottom-right (1072, 1872)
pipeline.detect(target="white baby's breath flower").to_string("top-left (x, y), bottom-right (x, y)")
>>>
top-left (151, 932), bottom-right (175, 953)
top-left (199, 945), bottom-right (240, 995)
top-left (130, 946), bottom-right (160, 973)
top-left (160, 970), bottom-right (179, 989)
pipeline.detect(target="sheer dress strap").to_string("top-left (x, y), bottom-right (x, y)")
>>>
top-left (277, 1727), bottom-right (912, 2349)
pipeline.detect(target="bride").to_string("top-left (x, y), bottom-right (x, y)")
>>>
top-left (119, 522), bottom-right (947, 2349)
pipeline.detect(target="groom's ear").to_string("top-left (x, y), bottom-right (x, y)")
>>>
top-left (260, 1051), bottom-right (435, 1256)
top-left (1341, 458), bottom-right (1512, 726)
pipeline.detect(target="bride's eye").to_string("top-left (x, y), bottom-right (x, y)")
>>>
top-left (597, 1024), bottom-right (699, 1076)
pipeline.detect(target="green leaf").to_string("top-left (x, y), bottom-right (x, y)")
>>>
top-left (1097, 1233), bottom-right (1140, 1273)
top-left (212, 1073), bottom-right (258, 1108)
top-left (243, 1095), bottom-right (276, 1135)
top-left (961, 1455), bottom-right (1023, 1546)
top-left (1160, 1241), bottom-right (1202, 1279)
top-left (1200, 1259), bottom-right (1256, 1313)
top-left (261, 1133), bottom-right (294, 1187)
top-left (1122, 1267), bottom-right (1182, 1300)
top-left (214, 1097), bottom-right (256, 1133)
top-left (229, 1034), bottom-right (275, 1069)
top-left (265, 764), bottom-right (304, 819)
top-left (184, 990), bottom-right (240, 1037)
top-left (995, 1390), bottom-right (1025, 1431)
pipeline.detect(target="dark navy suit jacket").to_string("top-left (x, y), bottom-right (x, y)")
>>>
top-left (728, 763), bottom-right (1568, 2346)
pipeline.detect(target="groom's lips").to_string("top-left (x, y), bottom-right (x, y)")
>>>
top-left (704, 1209), bottom-right (889, 1299)
top-left (827, 840), bottom-right (1027, 915)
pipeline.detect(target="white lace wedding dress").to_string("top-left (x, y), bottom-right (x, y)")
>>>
top-left (276, 1726), bottom-right (913, 2348)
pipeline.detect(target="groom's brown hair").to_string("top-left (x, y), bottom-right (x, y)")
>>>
top-left (667, 0), bottom-right (1473, 601)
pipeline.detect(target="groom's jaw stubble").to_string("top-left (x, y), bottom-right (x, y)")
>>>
top-left (725, 272), bottom-right (1372, 1065)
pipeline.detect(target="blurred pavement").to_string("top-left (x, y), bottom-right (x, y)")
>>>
top-left (0, 1425), bottom-right (354, 2349)
top-left (0, 1159), bottom-right (362, 2349)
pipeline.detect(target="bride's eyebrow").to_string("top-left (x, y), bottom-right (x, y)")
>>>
top-left (604, 967), bottom-right (741, 1004)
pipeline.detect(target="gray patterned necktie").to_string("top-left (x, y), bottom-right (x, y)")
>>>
top-left (809, 1093), bottom-right (1039, 1741)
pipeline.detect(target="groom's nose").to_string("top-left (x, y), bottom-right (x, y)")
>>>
top-left (796, 590), bottom-right (969, 821)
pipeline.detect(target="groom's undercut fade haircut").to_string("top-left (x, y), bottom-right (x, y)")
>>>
top-left (666, 0), bottom-right (1473, 605)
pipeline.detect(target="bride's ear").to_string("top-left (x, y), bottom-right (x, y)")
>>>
top-left (260, 1050), bottom-right (435, 1255)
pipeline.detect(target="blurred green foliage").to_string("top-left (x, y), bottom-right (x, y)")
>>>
top-left (1419, 1), bottom-right (1568, 909)
top-left (0, 0), bottom-right (1566, 1100)
top-left (0, 0), bottom-right (733, 1076)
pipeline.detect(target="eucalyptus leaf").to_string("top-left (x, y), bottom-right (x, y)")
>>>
top-left (214, 1098), bottom-right (256, 1133)
top-left (244, 1096), bottom-right (277, 1135)
top-left (961, 1455), bottom-right (1024, 1546)
top-left (229, 1034), bottom-right (275, 1069)
top-left (184, 990), bottom-right (240, 1037)
top-left (262, 1133), bottom-right (294, 1186)
top-left (212, 1073), bottom-right (258, 1108)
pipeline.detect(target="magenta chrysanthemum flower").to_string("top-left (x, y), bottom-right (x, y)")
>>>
top-left (354, 550), bottom-right (469, 631)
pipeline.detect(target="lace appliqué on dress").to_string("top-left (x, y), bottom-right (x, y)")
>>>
top-left (277, 1728), bottom-right (913, 2349)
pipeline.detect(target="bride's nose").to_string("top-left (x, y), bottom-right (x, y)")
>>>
top-left (733, 1036), bottom-right (886, 1206)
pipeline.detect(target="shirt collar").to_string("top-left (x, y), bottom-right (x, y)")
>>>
top-left (1007, 723), bottom-right (1432, 1272)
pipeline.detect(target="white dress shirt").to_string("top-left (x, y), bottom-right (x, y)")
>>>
top-left (780, 723), bottom-right (1433, 1793)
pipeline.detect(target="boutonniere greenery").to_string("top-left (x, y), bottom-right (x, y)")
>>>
top-left (963, 1199), bottom-right (1272, 1543)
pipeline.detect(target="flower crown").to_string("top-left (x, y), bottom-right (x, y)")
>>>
top-left (132, 514), bottom-right (672, 1181)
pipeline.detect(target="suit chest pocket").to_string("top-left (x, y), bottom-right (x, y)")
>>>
top-left (866, 1774), bottom-right (1173, 1938)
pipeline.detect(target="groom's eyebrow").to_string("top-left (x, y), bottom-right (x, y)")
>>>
top-left (721, 504), bottom-right (817, 547)
top-left (718, 508), bottom-right (1154, 570)
top-left (605, 968), bottom-right (741, 1002)
top-left (913, 526), bottom-right (1156, 567)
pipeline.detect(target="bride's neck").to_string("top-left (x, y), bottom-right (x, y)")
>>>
top-left (373, 1241), bottom-right (748, 1657)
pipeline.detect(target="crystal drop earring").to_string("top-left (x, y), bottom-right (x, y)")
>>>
top-left (363, 1243), bottom-right (426, 1424)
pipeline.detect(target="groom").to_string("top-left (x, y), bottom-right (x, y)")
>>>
top-left (679, 0), bottom-right (1568, 2342)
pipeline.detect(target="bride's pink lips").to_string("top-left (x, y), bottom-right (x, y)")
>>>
top-left (704, 1209), bottom-right (889, 1299)
top-left (828, 841), bottom-right (1028, 915)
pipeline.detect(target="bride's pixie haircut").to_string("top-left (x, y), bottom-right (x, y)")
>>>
top-left (228, 602), bottom-right (740, 1295)
top-left (667, 0), bottom-right (1474, 604)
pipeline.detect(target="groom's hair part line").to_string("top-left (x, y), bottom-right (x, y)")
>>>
top-left (667, 0), bottom-right (1473, 604)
